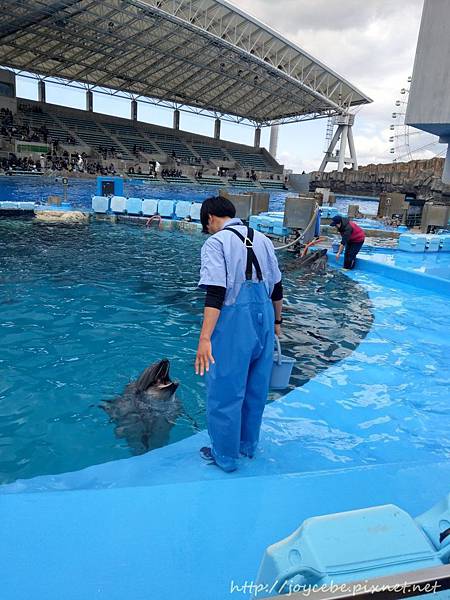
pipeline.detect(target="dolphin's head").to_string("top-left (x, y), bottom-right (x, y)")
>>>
top-left (134, 359), bottom-right (179, 400)
top-left (310, 249), bottom-right (328, 272)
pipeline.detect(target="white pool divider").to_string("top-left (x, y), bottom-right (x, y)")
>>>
top-left (110, 196), bottom-right (126, 213)
top-left (0, 201), bottom-right (37, 210)
top-left (125, 197), bottom-right (142, 215)
top-left (190, 203), bottom-right (202, 221)
top-left (158, 200), bottom-right (175, 218)
top-left (142, 199), bottom-right (158, 216)
top-left (175, 201), bottom-right (192, 219)
top-left (92, 196), bottom-right (110, 213)
top-left (90, 196), bottom-right (203, 223)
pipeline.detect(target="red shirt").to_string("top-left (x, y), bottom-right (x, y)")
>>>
top-left (348, 221), bottom-right (365, 244)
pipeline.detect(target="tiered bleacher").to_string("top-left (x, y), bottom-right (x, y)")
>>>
top-left (102, 122), bottom-right (159, 158)
top-left (147, 134), bottom-right (197, 163)
top-left (1, 99), bottom-right (286, 182)
top-left (228, 148), bottom-right (272, 171)
top-left (259, 179), bottom-right (287, 190)
top-left (55, 112), bottom-right (119, 155)
top-left (191, 143), bottom-right (231, 163)
top-left (227, 178), bottom-right (258, 189)
top-left (19, 105), bottom-right (64, 146)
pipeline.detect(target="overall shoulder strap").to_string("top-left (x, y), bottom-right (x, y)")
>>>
top-left (225, 226), bottom-right (263, 281)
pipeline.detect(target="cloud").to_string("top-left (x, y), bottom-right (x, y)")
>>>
top-left (232, 0), bottom-right (428, 168)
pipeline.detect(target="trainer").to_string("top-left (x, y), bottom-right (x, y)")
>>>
top-left (195, 196), bottom-right (283, 472)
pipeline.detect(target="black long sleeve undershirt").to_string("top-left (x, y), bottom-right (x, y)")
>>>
top-left (205, 280), bottom-right (283, 310)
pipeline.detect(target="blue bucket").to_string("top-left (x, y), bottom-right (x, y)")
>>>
top-left (270, 336), bottom-right (296, 390)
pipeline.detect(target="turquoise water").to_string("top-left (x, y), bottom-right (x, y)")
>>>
top-left (0, 219), bottom-right (372, 484)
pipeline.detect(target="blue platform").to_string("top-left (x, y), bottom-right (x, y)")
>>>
top-left (1, 244), bottom-right (450, 600)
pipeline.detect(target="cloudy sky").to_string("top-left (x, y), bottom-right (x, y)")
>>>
top-left (232, 0), bottom-right (429, 171)
top-left (17, 0), bottom-right (438, 172)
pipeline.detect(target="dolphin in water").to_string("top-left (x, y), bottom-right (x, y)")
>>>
top-left (297, 249), bottom-right (328, 272)
top-left (101, 359), bottom-right (181, 454)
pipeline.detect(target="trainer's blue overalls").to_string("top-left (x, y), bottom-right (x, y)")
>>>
top-left (202, 224), bottom-right (276, 472)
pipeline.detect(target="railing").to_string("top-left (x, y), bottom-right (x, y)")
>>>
top-left (267, 564), bottom-right (450, 600)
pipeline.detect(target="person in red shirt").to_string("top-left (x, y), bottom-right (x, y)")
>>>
top-left (331, 215), bottom-right (365, 270)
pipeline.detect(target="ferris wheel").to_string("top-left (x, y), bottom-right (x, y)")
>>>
top-left (389, 78), bottom-right (446, 162)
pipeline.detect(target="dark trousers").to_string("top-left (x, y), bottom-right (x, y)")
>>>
top-left (344, 241), bottom-right (364, 269)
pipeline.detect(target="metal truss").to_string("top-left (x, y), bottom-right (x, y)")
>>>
top-left (0, 0), bottom-right (371, 125)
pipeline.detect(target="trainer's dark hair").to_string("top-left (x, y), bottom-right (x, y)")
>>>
top-left (200, 196), bottom-right (236, 233)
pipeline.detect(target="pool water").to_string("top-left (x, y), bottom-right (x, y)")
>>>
top-left (0, 175), bottom-right (380, 215)
top-left (0, 176), bottom-right (289, 210)
top-left (0, 219), bottom-right (373, 484)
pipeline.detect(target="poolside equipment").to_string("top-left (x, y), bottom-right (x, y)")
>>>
top-left (96, 176), bottom-right (124, 197)
top-left (421, 203), bottom-right (450, 233)
top-left (440, 234), bottom-right (450, 252)
top-left (249, 212), bottom-right (290, 237)
top-left (270, 336), bottom-right (295, 390)
top-left (204, 227), bottom-right (274, 472)
top-left (174, 201), bottom-right (192, 219)
top-left (398, 233), bottom-right (450, 253)
top-left (110, 196), bottom-right (126, 214)
top-left (146, 215), bottom-right (162, 229)
top-left (190, 203), bottom-right (202, 221)
top-left (142, 199), bottom-right (158, 216)
top-left (158, 200), bottom-right (175, 218)
top-left (426, 235), bottom-right (441, 252)
top-left (398, 234), bottom-right (427, 253)
top-left (0, 201), bottom-right (36, 217)
top-left (92, 196), bottom-right (110, 213)
top-left (256, 497), bottom-right (450, 598)
top-left (125, 197), bottom-right (142, 215)
top-left (416, 493), bottom-right (450, 551)
top-left (321, 206), bottom-right (341, 219)
top-left (332, 238), bottom-right (340, 253)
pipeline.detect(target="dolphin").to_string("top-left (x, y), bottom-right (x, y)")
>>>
top-left (297, 249), bottom-right (328, 272)
top-left (101, 359), bottom-right (181, 454)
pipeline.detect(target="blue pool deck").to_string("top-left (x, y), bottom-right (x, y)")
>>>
top-left (1, 254), bottom-right (450, 600)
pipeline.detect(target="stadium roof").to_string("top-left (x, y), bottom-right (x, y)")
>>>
top-left (0, 0), bottom-right (372, 125)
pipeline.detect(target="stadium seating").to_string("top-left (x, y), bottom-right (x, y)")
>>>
top-left (19, 105), bottom-right (65, 145)
top-left (55, 113), bottom-right (118, 155)
top-left (102, 122), bottom-right (159, 158)
top-left (12, 100), bottom-right (284, 178)
top-left (228, 148), bottom-right (272, 171)
top-left (191, 144), bottom-right (231, 162)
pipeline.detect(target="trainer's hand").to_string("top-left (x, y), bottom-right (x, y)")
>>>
top-left (195, 337), bottom-right (215, 376)
top-left (275, 323), bottom-right (282, 338)
top-left (336, 252), bottom-right (341, 260)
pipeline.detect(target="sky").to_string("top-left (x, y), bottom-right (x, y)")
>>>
top-left (16, 0), bottom-right (442, 173)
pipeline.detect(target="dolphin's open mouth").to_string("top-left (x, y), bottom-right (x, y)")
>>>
top-left (155, 359), bottom-right (170, 383)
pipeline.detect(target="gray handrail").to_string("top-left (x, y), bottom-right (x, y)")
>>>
top-left (266, 564), bottom-right (450, 600)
